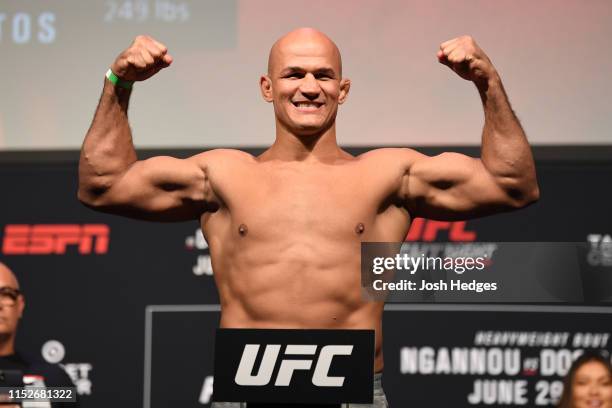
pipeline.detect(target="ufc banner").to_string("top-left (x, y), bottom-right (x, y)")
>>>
top-left (212, 329), bottom-right (374, 404)
top-left (146, 307), bottom-right (611, 407)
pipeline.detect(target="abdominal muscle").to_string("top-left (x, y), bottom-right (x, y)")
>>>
top-left (211, 237), bottom-right (386, 372)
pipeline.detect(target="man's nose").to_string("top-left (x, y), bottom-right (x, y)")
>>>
top-left (588, 384), bottom-right (601, 396)
top-left (299, 73), bottom-right (320, 98)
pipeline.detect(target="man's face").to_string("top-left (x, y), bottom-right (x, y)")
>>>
top-left (572, 361), bottom-right (612, 408)
top-left (0, 266), bottom-right (23, 337)
top-left (261, 32), bottom-right (350, 136)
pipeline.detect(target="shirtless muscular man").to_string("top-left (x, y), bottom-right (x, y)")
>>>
top-left (78, 28), bottom-right (539, 406)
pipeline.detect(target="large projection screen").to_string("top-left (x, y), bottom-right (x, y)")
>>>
top-left (0, 0), bottom-right (610, 149)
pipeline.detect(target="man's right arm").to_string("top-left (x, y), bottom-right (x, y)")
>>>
top-left (78, 35), bottom-right (217, 221)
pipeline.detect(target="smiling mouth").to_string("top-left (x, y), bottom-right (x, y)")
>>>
top-left (292, 101), bottom-right (324, 110)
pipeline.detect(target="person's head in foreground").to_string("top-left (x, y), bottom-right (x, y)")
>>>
top-left (0, 262), bottom-right (24, 354)
top-left (260, 27), bottom-right (351, 141)
top-left (558, 352), bottom-right (612, 408)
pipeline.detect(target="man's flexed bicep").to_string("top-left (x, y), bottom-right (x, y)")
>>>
top-left (78, 154), bottom-right (217, 221)
top-left (77, 35), bottom-right (221, 221)
top-left (400, 35), bottom-right (540, 221)
top-left (399, 150), bottom-right (539, 221)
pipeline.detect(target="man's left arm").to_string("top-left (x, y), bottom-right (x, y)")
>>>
top-left (399, 35), bottom-right (540, 220)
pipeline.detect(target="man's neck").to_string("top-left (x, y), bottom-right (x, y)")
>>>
top-left (0, 334), bottom-right (15, 356)
top-left (264, 122), bottom-right (346, 163)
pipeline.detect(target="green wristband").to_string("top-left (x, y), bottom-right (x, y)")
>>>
top-left (105, 68), bottom-right (134, 89)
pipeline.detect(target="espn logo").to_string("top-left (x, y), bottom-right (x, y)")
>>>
top-left (1, 224), bottom-right (109, 255)
top-left (235, 344), bottom-right (352, 387)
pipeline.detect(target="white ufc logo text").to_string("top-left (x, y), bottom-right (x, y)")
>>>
top-left (234, 344), bottom-right (353, 387)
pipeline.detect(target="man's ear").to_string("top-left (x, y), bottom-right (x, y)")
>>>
top-left (17, 295), bottom-right (24, 319)
top-left (338, 78), bottom-right (351, 105)
top-left (260, 75), bottom-right (273, 102)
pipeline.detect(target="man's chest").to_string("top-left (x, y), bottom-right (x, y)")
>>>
top-left (207, 163), bottom-right (400, 239)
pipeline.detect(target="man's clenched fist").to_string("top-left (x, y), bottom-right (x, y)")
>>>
top-left (110, 35), bottom-right (173, 81)
top-left (437, 36), bottom-right (497, 85)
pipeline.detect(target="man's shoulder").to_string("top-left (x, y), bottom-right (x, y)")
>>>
top-left (357, 147), bottom-right (425, 168)
top-left (192, 148), bottom-right (255, 161)
top-left (26, 360), bottom-right (74, 387)
top-left (188, 148), bottom-right (255, 169)
top-left (0, 351), bottom-right (74, 387)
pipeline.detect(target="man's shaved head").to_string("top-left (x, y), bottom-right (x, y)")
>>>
top-left (0, 263), bottom-right (19, 290)
top-left (267, 28), bottom-right (343, 77)
top-left (260, 27), bottom-right (350, 139)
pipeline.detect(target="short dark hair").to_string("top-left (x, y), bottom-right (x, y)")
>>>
top-left (557, 351), bottom-right (612, 408)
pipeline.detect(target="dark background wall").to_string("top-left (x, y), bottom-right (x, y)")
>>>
top-left (0, 146), bottom-right (610, 407)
